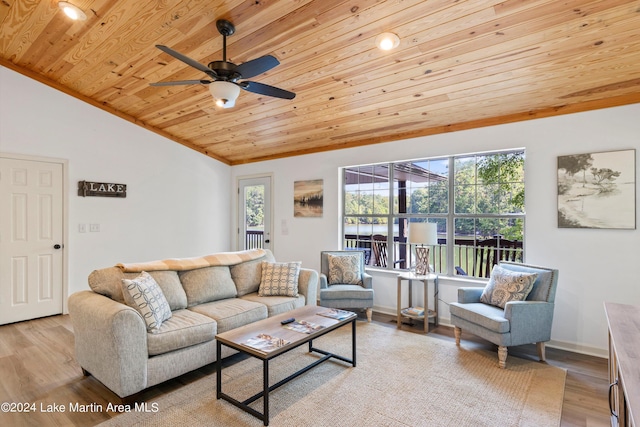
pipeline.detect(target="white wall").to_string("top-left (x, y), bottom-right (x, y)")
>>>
top-left (0, 67), bottom-right (232, 297)
top-left (232, 103), bottom-right (640, 356)
top-left (3, 64), bottom-right (638, 356)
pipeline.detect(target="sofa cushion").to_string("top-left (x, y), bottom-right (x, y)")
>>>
top-left (147, 270), bottom-right (188, 311)
top-left (241, 293), bottom-right (305, 317)
top-left (230, 251), bottom-right (276, 296)
top-left (480, 265), bottom-right (538, 308)
top-left (147, 309), bottom-right (217, 356)
top-left (189, 298), bottom-right (268, 334)
top-left (258, 261), bottom-right (301, 297)
top-left (449, 302), bottom-right (510, 333)
top-left (121, 271), bottom-right (172, 333)
top-left (319, 284), bottom-right (374, 301)
top-left (88, 267), bottom-right (187, 310)
top-left (179, 266), bottom-right (237, 307)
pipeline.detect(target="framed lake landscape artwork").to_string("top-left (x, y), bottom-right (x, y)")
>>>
top-left (294, 179), bottom-right (323, 217)
top-left (557, 149), bottom-right (636, 229)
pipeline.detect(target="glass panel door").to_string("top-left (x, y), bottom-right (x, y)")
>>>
top-left (238, 176), bottom-right (272, 251)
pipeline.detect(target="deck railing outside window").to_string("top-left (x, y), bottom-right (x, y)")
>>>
top-left (344, 234), bottom-right (523, 279)
top-left (244, 232), bottom-right (522, 278)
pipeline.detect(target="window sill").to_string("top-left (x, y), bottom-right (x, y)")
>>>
top-left (365, 267), bottom-right (487, 285)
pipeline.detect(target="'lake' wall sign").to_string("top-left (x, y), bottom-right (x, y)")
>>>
top-left (78, 181), bottom-right (127, 198)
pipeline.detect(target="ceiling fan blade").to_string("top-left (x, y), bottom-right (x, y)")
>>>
top-left (240, 81), bottom-right (295, 99)
top-left (150, 79), bottom-right (212, 87)
top-left (155, 45), bottom-right (217, 78)
top-left (235, 55), bottom-right (280, 79)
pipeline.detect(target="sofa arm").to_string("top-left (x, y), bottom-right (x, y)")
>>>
top-left (457, 287), bottom-right (483, 303)
top-left (504, 301), bottom-right (555, 345)
top-left (298, 268), bottom-right (318, 306)
top-left (68, 291), bottom-right (149, 398)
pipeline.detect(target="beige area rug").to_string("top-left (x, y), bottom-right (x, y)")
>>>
top-left (98, 322), bottom-right (565, 427)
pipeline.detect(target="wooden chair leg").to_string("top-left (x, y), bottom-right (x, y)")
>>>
top-left (498, 346), bottom-right (508, 369)
top-left (365, 308), bottom-right (372, 322)
top-left (454, 326), bottom-right (461, 345)
top-left (536, 342), bottom-right (546, 362)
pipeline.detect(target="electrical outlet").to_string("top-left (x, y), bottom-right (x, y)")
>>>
top-left (89, 224), bottom-right (100, 232)
top-left (79, 224), bottom-right (86, 233)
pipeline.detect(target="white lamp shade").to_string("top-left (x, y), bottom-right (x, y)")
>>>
top-left (209, 81), bottom-right (240, 108)
top-left (408, 222), bottom-right (438, 245)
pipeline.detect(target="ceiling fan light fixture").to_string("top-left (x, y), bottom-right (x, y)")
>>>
top-left (209, 81), bottom-right (240, 108)
top-left (58, 2), bottom-right (87, 21)
top-left (376, 32), bottom-right (400, 51)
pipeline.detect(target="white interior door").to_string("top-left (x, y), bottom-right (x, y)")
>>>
top-left (238, 176), bottom-right (272, 251)
top-left (0, 157), bottom-right (64, 325)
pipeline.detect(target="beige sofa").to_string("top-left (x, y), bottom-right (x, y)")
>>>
top-left (68, 249), bottom-right (318, 398)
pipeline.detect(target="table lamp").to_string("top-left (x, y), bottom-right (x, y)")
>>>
top-left (409, 222), bottom-right (438, 275)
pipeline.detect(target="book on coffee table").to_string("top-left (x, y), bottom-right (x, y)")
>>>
top-left (317, 308), bottom-right (356, 321)
top-left (283, 320), bottom-right (325, 334)
top-left (242, 334), bottom-right (290, 353)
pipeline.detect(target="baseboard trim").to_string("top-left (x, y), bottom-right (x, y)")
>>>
top-left (372, 305), bottom-right (608, 359)
top-left (544, 339), bottom-right (607, 359)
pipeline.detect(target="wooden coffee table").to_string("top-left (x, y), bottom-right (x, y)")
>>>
top-left (215, 305), bottom-right (357, 426)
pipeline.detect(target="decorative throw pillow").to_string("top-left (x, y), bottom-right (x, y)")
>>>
top-left (258, 261), bottom-right (301, 297)
top-left (327, 253), bottom-right (363, 286)
top-left (121, 271), bottom-right (172, 333)
top-left (480, 265), bottom-right (538, 308)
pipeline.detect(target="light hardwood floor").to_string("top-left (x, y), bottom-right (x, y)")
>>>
top-left (0, 313), bottom-right (611, 426)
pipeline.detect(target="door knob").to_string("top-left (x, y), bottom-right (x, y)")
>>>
top-left (54, 244), bottom-right (62, 249)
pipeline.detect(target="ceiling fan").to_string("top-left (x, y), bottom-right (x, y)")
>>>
top-left (150, 19), bottom-right (295, 108)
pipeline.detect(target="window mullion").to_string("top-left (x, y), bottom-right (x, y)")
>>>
top-left (387, 163), bottom-right (395, 270)
top-left (446, 156), bottom-right (455, 276)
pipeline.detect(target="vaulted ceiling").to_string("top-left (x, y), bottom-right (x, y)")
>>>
top-left (2, 1), bottom-right (640, 165)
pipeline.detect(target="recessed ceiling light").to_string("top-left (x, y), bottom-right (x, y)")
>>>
top-left (58, 2), bottom-right (87, 21)
top-left (375, 32), bottom-right (400, 51)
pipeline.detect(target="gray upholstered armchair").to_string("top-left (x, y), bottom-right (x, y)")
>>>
top-left (449, 261), bottom-right (559, 368)
top-left (319, 250), bottom-right (374, 322)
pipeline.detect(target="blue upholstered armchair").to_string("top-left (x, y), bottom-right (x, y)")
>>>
top-left (449, 261), bottom-right (559, 368)
top-left (319, 250), bottom-right (374, 322)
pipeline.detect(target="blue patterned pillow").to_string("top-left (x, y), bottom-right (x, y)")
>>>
top-left (258, 261), bottom-right (301, 297)
top-left (121, 271), bottom-right (172, 333)
top-left (480, 265), bottom-right (538, 308)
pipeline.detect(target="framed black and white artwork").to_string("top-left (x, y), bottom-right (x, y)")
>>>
top-left (557, 149), bottom-right (636, 229)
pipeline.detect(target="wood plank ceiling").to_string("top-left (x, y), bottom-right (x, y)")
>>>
top-left (2, 0), bottom-right (640, 165)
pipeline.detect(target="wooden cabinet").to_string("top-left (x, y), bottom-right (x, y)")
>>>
top-left (605, 302), bottom-right (640, 427)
